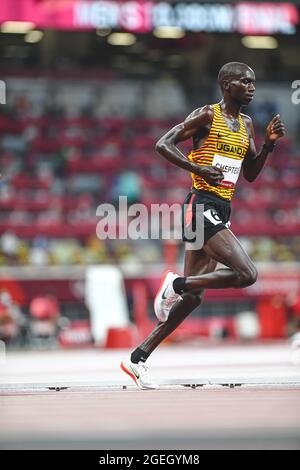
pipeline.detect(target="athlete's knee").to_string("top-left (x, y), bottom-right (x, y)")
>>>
top-left (237, 263), bottom-right (258, 287)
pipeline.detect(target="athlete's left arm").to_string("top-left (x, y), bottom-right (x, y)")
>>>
top-left (242, 114), bottom-right (286, 182)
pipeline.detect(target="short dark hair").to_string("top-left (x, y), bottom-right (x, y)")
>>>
top-left (218, 62), bottom-right (253, 91)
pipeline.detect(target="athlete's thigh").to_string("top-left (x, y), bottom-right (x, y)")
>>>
top-left (203, 228), bottom-right (254, 270)
top-left (184, 246), bottom-right (217, 277)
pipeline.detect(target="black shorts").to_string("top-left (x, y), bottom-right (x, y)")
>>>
top-left (182, 188), bottom-right (231, 246)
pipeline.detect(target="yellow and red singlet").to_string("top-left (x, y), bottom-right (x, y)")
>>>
top-left (188, 103), bottom-right (250, 201)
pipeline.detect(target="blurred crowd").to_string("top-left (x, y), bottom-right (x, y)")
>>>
top-left (0, 231), bottom-right (300, 266)
top-left (0, 289), bottom-right (61, 347)
top-left (1, 286), bottom-right (300, 348)
top-left (0, 76), bottom-right (299, 267)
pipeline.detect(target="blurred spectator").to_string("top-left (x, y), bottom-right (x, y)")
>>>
top-left (0, 231), bottom-right (20, 261)
top-left (111, 171), bottom-right (141, 204)
top-left (29, 293), bottom-right (61, 347)
top-left (0, 290), bottom-right (28, 346)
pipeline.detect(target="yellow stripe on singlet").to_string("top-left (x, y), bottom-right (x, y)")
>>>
top-left (188, 103), bottom-right (250, 200)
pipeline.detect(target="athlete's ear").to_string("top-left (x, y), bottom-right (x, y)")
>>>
top-left (223, 79), bottom-right (230, 92)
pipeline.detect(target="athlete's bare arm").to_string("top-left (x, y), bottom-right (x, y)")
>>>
top-left (242, 114), bottom-right (286, 182)
top-left (156, 105), bottom-right (224, 186)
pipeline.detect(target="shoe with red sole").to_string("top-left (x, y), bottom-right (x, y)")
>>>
top-left (120, 356), bottom-right (159, 390)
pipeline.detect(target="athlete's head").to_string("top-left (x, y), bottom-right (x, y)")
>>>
top-left (218, 62), bottom-right (255, 105)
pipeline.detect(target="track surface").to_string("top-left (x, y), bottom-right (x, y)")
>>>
top-left (1, 342), bottom-right (300, 449)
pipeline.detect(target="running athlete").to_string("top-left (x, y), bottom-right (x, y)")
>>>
top-left (121, 62), bottom-right (286, 389)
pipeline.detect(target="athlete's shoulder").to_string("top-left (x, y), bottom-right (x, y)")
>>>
top-left (240, 113), bottom-right (252, 122)
top-left (240, 113), bottom-right (252, 129)
top-left (240, 112), bottom-right (254, 136)
top-left (186, 104), bottom-right (214, 118)
top-left (184, 104), bottom-right (214, 125)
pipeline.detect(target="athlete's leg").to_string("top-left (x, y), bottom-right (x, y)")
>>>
top-left (134, 249), bottom-right (217, 356)
top-left (122, 249), bottom-right (216, 388)
top-left (179, 229), bottom-right (257, 292)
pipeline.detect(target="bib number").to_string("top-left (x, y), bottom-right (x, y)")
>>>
top-left (212, 154), bottom-right (242, 189)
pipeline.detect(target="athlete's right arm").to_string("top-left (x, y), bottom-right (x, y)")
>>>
top-left (155, 106), bottom-right (224, 186)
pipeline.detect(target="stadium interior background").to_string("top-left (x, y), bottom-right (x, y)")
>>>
top-left (0, 0), bottom-right (300, 350)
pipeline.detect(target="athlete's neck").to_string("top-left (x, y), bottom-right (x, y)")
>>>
top-left (219, 99), bottom-right (241, 119)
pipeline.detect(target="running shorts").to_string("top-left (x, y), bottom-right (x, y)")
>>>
top-left (182, 188), bottom-right (231, 245)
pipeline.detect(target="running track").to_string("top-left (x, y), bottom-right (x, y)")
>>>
top-left (1, 342), bottom-right (300, 449)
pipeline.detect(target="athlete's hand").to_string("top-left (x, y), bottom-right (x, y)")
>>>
top-left (194, 165), bottom-right (224, 186)
top-left (265, 114), bottom-right (286, 143)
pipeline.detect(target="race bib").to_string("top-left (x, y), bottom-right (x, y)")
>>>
top-left (212, 154), bottom-right (242, 188)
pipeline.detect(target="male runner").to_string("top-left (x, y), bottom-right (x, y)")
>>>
top-left (121, 62), bottom-right (286, 389)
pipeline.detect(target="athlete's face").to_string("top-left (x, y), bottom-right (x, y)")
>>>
top-left (226, 68), bottom-right (256, 105)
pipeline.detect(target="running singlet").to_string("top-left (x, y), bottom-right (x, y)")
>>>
top-left (188, 103), bottom-right (250, 201)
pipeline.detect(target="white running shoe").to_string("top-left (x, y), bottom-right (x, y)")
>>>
top-left (154, 270), bottom-right (182, 322)
top-left (120, 356), bottom-right (159, 390)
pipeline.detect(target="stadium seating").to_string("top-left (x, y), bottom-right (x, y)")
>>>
top-left (0, 76), bottom-right (299, 266)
